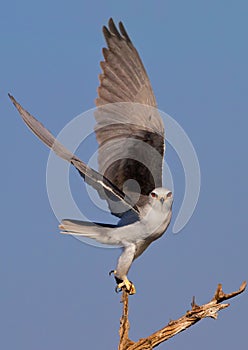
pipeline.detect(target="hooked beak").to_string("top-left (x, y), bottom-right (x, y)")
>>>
top-left (160, 197), bottom-right (165, 204)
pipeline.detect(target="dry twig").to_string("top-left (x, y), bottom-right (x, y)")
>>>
top-left (118, 281), bottom-right (246, 350)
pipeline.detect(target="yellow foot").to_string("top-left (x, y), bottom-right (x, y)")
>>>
top-left (116, 278), bottom-right (136, 295)
top-left (109, 270), bottom-right (136, 295)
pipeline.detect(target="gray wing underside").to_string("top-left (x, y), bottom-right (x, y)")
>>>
top-left (95, 19), bottom-right (165, 208)
top-left (9, 94), bottom-right (140, 217)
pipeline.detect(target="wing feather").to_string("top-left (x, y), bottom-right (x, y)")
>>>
top-left (9, 94), bottom-right (139, 217)
top-left (95, 19), bottom-right (165, 207)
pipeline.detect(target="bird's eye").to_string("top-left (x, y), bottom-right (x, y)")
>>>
top-left (166, 192), bottom-right (172, 198)
top-left (151, 192), bottom-right (157, 198)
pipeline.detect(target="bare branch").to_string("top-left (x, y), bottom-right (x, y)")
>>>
top-left (118, 281), bottom-right (246, 350)
top-left (118, 291), bottom-right (134, 350)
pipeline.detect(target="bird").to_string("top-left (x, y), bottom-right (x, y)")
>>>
top-left (9, 18), bottom-right (173, 295)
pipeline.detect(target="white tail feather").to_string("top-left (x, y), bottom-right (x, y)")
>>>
top-left (59, 219), bottom-right (118, 245)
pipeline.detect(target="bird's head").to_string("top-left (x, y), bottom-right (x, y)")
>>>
top-left (149, 187), bottom-right (173, 211)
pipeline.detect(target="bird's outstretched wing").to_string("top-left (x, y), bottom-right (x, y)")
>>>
top-left (95, 19), bottom-right (165, 208)
top-left (9, 94), bottom-right (140, 217)
top-left (96, 18), bottom-right (158, 107)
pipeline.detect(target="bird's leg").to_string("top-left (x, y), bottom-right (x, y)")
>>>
top-left (109, 244), bottom-right (136, 294)
top-left (109, 270), bottom-right (136, 295)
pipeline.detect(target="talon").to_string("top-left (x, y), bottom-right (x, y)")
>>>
top-left (115, 285), bottom-right (122, 293)
top-left (109, 270), bottom-right (116, 276)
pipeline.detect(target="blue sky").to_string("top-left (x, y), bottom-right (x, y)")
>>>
top-left (1, 1), bottom-right (247, 349)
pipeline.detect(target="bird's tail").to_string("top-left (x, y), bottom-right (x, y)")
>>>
top-left (59, 219), bottom-right (119, 245)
